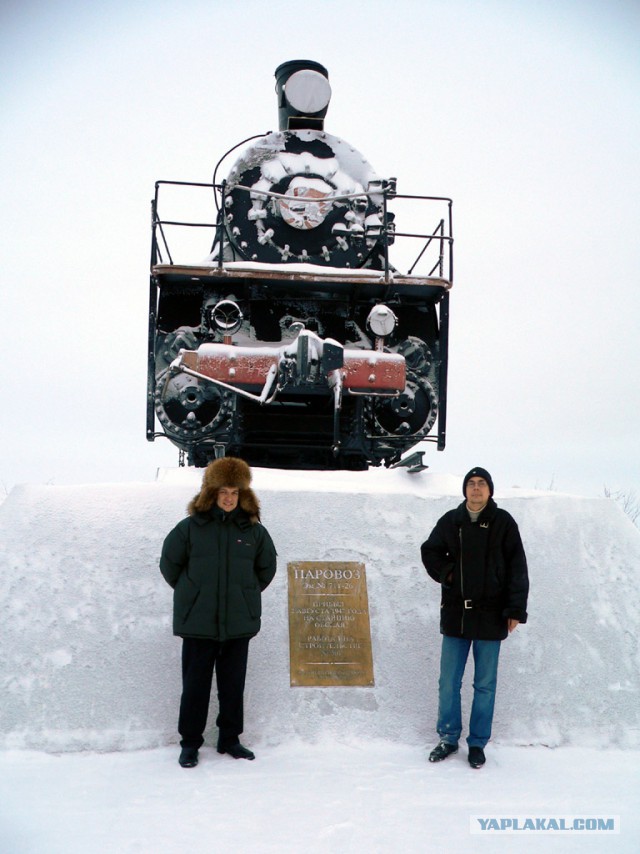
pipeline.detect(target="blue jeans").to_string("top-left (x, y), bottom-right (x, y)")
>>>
top-left (436, 635), bottom-right (501, 748)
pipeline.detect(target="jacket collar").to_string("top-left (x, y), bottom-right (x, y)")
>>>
top-left (192, 506), bottom-right (251, 529)
top-left (454, 497), bottom-right (498, 525)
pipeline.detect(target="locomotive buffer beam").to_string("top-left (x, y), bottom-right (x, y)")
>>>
top-left (168, 329), bottom-right (405, 451)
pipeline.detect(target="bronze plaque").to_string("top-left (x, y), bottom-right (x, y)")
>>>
top-left (287, 561), bottom-right (374, 687)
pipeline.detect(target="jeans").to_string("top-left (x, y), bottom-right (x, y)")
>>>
top-left (436, 635), bottom-right (501, 748)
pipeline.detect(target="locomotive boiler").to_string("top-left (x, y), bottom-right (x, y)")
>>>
top-left (147, 60), bottom-right (453, 471)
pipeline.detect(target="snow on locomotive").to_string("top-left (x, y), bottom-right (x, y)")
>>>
top-left (147, 60), bottom-right (453, 471)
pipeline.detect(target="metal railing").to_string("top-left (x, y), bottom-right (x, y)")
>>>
top-left (150, 180), bottom-right (453, 282)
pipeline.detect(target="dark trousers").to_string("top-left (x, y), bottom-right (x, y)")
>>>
top-left (178, 636), bottom-right (250, 750)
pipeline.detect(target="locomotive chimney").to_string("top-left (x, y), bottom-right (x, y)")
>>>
top-left (274, 59), bottom-right (331, 131)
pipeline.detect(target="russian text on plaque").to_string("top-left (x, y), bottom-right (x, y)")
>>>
top-left (288, 561), bottom-right (374, 687)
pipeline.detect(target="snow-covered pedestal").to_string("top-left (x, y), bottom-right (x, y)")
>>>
top-left (1, 469), bottom-right (638, 752)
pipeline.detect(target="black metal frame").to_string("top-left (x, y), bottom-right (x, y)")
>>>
top-left (147, 180), bottom-right (453, 464)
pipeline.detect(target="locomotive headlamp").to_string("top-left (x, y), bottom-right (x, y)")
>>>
top-left (284, 70), bottom-right (332, 115)
top-left (210, 300), bottom-right (243, 335)
top-left (275, 60), bottom-right (330, 130)
top-left (367, 304), bottom-right (397, 338)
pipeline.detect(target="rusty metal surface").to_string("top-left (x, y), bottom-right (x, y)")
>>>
top-left (152, 263), bottom-right (451, 290)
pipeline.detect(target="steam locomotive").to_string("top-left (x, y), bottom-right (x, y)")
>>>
top-left (147, 60), bottom-right (453, 471)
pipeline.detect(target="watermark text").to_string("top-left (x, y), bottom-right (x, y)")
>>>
top-left (470, 815), bottom-right (620, 834)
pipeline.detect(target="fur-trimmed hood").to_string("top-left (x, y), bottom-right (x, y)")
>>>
top-left (187, 457), bottom-right (261, 522)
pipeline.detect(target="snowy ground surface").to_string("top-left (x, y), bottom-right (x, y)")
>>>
top-left (0, 740), bottom-right (636, 854)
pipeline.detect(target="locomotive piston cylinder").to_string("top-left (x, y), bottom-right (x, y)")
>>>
top-left (172, 331), bottom-right (405, 405)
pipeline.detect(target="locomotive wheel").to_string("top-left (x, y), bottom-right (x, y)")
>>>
top-left (155, 371), bottom-right (229, 439)
top-left (373, 375), bottom-right (437, 437)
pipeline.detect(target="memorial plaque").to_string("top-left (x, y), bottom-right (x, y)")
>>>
top-left (287, 561), bottom-right (374, 687)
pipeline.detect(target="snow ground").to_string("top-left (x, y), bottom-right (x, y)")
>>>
top-left (0, 740), bottom-right (636, 854)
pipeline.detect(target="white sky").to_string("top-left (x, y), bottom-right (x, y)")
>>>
top-left (1, 0), bottom-right (638, 497)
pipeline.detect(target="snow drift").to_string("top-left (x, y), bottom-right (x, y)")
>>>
top-left (1, 468), bottom-right (638, 752)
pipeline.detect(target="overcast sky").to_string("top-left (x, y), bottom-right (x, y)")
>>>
top-left (1, 0), bottom-right (638, 498)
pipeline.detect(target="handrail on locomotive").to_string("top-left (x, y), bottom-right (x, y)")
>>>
top-left (150, 179), bottom-right (454, 283)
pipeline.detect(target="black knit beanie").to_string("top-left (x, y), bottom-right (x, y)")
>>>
top-left (462, 467), bottom-right (494, 497)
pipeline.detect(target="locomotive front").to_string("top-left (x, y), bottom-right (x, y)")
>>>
top-left (148, 60), bottom-right (453, 470)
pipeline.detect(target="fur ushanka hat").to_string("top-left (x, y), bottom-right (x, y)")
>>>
top-left (188, 456), bottom-right (260, 522)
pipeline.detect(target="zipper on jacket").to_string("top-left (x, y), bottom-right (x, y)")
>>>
top-left (459, 528), bottom-right (464, 635)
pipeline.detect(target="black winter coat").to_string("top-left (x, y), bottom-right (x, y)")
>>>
top-left (160, 506), bottom-right (277, 641)
top-left (420, 498), bottom-right (528, 641)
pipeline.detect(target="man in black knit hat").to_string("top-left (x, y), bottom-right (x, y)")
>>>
top-left (420, 467), bottom-right (528, 768)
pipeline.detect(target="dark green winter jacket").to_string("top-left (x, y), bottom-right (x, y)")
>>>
top-left (160, 506), bottom-right (277, 641)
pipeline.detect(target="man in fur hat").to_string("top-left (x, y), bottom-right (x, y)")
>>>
top-left (160, 457), bottom-right (277, 768)
top-left (420, 467), bottom-right (528, 769)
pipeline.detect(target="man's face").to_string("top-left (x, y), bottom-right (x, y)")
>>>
top-left (217, 486), bottom-right (240, 512)
top-left (465, 477), bottom-right (491, 511)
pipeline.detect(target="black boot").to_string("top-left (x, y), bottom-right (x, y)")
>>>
top-left (468, 746), bottom-right (486, 768)
top-left (429, 741), bottom-right (458, 762)
top-left (179, 747), bottom-right (199, 768)
top-left (217, 742), bottom-right (255, 760)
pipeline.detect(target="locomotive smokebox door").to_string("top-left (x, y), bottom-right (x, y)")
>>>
top-left (148, 60), bottom-right (453, 471)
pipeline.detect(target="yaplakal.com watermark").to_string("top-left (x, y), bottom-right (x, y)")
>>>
top-left (470, 815), bottom-right (620, 834)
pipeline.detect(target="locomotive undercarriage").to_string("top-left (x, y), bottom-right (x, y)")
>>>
top-left (150, 270), bottom-right (446, 470)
